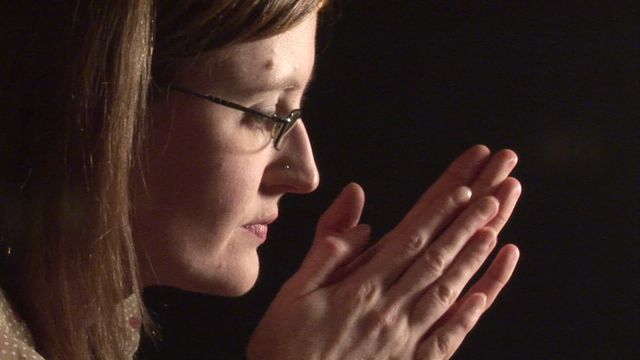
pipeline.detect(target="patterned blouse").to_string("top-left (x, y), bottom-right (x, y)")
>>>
top-left (0, 289), bottom-right (140, 359)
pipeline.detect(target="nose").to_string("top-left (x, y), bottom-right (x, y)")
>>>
top-left (263, 120), bottom-right (319, 194)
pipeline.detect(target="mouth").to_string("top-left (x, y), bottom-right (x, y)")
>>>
top-left (242, 223), bottom-right (269, 242)
top-left (242, 214), bottom-right (277, 242)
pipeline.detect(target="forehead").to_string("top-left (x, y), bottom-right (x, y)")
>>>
top-left (176, 14), bottom-right (318, 96)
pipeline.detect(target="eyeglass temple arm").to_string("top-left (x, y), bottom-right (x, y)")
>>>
top-left (170, 85), bottom-right (290, 124)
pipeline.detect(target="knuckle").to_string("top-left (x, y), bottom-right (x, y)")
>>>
top-left (422, 248), bottom-right (447, 276)
top-left (367, 306), bottom-right (412, 354)
top-left (424, 283), bottom-right (457, 310)
top-left (491, 210), bottom-right (509, 227)
top-left (400, 232), bottom-right (428, 255)
top-left (468, 248), bottom-right (489, 266)
top-left (487, 270), bottom-right (509, 288)
top-left (446, 187), bottom-right (469, 208)
top-left (460, 246), bottom-right (489, 271)
top-left (321, 236), bottom-right (348, 257)
top-left (456, 219), bottom-right (477, 236)
top-left (459, 311), bottom-right (477, 332)
top-left (434, 332), bottom-right (453, 356)
top-left (434, 202), bottom-right (449, 218)
top-left (369, 303), bottom-right (401, 330)
top-left (435, 283), bottom-right (456, 307)
top-left (342, 280), bottom-right (379, 308)
top-left (388, 328), bottom-right (412, 356)
top-left (478, 196), bottom-right (499, 216)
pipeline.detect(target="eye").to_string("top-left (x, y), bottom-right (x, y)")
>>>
top-left (240, 111), bottom-right (278, 142)
top-left (243, 111), bottom-right (273, 127)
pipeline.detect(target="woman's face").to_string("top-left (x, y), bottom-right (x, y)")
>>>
top-left (132, 14), bottom-right (319, 296)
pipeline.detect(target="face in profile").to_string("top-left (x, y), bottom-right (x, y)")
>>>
top-left (132, 13), bottom-right (320, 296)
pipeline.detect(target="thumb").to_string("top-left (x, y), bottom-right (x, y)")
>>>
top-left (316, 182), bottom-right (365, 236)
top-left (285, 183), bottom-right (370, 294)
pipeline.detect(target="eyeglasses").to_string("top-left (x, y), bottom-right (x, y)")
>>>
top-left (169, 85), bottom-right (302, 150)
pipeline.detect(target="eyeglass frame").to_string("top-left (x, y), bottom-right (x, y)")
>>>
top-left (169, 85), bottom-right (302, 150)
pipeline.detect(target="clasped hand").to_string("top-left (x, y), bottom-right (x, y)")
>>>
top-left (248, 145), bottom-right (521, 360)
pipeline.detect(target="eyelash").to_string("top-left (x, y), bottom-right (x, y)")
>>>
top-left (242, 98), bottom-right (285, 128)
top-left (243, 112), bottom-right (275, 131)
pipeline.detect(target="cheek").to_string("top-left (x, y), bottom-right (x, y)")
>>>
top-left (144, 102), bottom-right (264, 207)
top-left (145, 104), bottom-right (229, 208)
top-left (134, 159), bottom-right (264, 295)
top-left (145, 143), bottom-right (260, 223)
top-left (133, 103), bottom-right (268, 294)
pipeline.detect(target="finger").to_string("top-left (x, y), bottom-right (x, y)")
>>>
top-left (462, 244), bottom-right (520, 309)
top-left (285, 184), bottom-right (370, 294)
top-left (346, 186), bottom-right (473, 289)
top-left (316, 182), bottom-right (366, 236)
top-left (469, 149), bottom-right (518, 200)
top-left (326, 235), bottom-right (380, 285)
top-left (387, 197), bottom-right (498, 299)
top-left (326, 148), bottom-right (493, 295)
top-left (330, 180), bottom-right (515, 288)
top-left (406, 228), bottom-right (496, 328)
top-left (429, 243), bottom-right (519, 327)
top-left (319, 224), bottom-right (373, 286)
top-left (427, 145), bottom-right (491, 198)
top-left (484, 177), bottom-right (521, 233)
top-left (398, 145), bottom-right (490, 229)
top-left (415, 293), bottom-right (486, 360)
top-left (342, 146), bottom-right (493, 290)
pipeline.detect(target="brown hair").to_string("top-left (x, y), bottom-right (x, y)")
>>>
top-left (0, 0), bottom-right (326, 359)
top-left (1, 1), bottom-right (152, 359)
top-left (152, 0), bottom-right (327, 89)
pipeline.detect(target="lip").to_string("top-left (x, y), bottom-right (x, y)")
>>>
top-left (242, 214), bottom-right (278, 243)
top-left (242, 223), bottom-right (269, 242)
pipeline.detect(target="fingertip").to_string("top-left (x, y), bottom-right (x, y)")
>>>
top-left (500, 243), bottom-right (520, 257)
top-left (502, 243), bottom-right (521, 262)
top-left (470, 144), bottom-right (491, 155)
top-left (458, 145), bottom-right (492, 166)
top-left (340, 182), bottom-right (366, 208)
top-left (497, 148), bottom-right (518, 166)
top-left (495, 244), bottom-right (521, 276)
top-left (495, 177), bottom-right (522, 204)
top-left (503, 177), bottom-right (522, 193)
top-left (318, 182), bottom-right (366, 234)
top-left (344, 181), bottom-right (364, 195)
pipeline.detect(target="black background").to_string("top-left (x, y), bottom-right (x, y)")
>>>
top-left (138, 1), bottom-right (638, 359)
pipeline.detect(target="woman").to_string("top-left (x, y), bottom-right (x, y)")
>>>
top-left (0, 0), bottom-right (521, 359)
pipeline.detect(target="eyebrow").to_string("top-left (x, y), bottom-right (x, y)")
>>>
top-left (243, 66), bottom-right (318, 105)
top-left (249, 72), bottom-right (315, 94)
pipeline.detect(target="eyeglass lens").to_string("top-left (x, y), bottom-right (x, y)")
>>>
top-left (274, 110), bottom-right (302, 149)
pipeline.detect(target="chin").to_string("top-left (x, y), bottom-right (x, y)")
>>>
top-left (216, 276), bottom-right (259, 297)
top-left (175, 255), bottom-right (261, 297)
top-left (165, 270), bottom-right (259, 297)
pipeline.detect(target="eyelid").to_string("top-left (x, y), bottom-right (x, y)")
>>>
top-left (276, 96), bottom-right (304, 116)
top-left (251, 106), bottom-right (277, 117)
top-left (245, 92), bottom-right (301, 117)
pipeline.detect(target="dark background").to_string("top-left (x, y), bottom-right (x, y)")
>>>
top-left (138, 1), bottom-right (638, 359)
